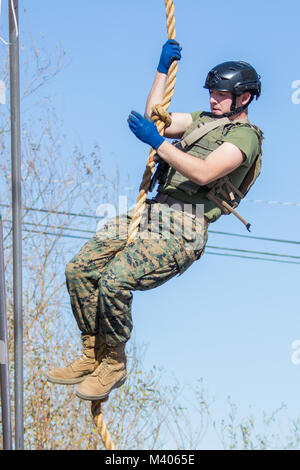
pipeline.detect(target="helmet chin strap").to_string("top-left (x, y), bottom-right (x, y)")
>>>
top-left (205, 94), bottom-right (255, 119)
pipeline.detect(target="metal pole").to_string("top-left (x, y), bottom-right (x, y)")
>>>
top-left (0, 212), bottom-right (13, 450)
top-left (8, 0), bottom-right (23, 450)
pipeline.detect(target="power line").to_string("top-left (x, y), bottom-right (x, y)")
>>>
top-left (6, 224), bottom-right (298, 265)
top-left (0, 203), bottom-right (102, 220)
top-left (4, 219), bottom-right (96, 235)
top-left (6, 176), bottom-right (136, 192)
top-left (208, 230), bottom-right (300, 246)
top-left (6, 181), bottom-right (300, 207)
top-left (22, 228), bottom-right (88, 240)
top-left (244, 198), bottom-right (300, 207)
top-left (2, 206), bottom-right (300, 246)
top-left (205, 251), bottom-right (300, 265)
top-left (6, 220), bottom-right (299, 262)
top-left (206, 245), bottom-right (300, 260)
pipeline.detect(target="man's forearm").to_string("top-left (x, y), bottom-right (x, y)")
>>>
top-left (145, 72), bottom-right (168, 118)
top-left (156, 140), bottom-right (208, 186)
top-left (156, 140), bottom-right (244, 186)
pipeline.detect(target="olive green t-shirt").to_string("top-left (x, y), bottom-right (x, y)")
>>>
top-left (161, 111), bottom-right (260, 222)
top-left (190, 111), bottom-right (259, 167)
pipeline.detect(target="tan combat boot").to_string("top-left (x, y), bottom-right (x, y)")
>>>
top-left (76, 344), bottom-right (127, 400)
top-left (47, 334), bottom-right (104, 385)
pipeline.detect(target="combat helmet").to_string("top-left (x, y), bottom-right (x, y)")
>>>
top-left (204, 61), bottom-right (261, 117)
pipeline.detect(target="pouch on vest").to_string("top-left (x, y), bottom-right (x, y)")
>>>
top-left (204, 125), bottom-right (263, 231)
top-left (149, 141), bottom-right (182, 192)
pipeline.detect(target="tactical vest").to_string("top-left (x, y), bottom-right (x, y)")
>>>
top-left (156, 112), bottom-right (264, 230)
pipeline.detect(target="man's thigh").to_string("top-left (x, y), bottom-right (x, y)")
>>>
top-left (67, 212), bottom-right (131, 276)
top-left (102, 236), bottom-right (197, 292)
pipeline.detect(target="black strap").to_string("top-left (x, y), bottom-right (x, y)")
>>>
top-left (202, 94), bottom-right (255, 119)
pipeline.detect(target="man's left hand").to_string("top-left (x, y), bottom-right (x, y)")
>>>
top-left (127, 111), bottom-right (165, 150)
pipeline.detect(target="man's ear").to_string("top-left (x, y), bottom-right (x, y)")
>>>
top-left (241, 92), bottom-right (252, 106)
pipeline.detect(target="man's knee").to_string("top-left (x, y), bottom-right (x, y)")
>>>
top-left (98, 271), bottom-right (118, 295)
top-left (98, 271), bottom-right (133, 335)
top-left (99, 268), bottom-right (132, 300)
top-left (65, 260), bottom-right (78, 282)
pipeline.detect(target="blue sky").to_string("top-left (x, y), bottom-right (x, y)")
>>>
top-left (2, 0), bottom-right (300, 449)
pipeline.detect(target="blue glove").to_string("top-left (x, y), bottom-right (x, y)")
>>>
top-left (128, 111), bottom-right (165, 150)
top-left (157, 39), bottom-right (182, 74)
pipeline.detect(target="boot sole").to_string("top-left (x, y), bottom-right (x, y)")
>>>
top-left (46, 375), bottom-right (88, 385)
top-left (75, 376), bottom-right (127, 401)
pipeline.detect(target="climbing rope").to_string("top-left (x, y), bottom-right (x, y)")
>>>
top-left (92, 0), bottom-right (178, 450)
top-left (91, 400), bottom-right (115, 450)
top-left (126, 0), bottom-right (178, 245)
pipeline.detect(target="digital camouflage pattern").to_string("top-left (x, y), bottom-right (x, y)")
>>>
top-left (66, 202), bottom-right (208, 347)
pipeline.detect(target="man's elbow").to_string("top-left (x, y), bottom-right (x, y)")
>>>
top-left (191, 161), bottom-right (216, 186)
top-left (193, 173), bottom-right (211, 186)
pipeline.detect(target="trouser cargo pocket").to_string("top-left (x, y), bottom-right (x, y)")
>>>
top-left (173, 245), bottom-right (197, 275)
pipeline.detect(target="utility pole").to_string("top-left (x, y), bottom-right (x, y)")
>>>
top-left (0, 212), bottom-right (13, 450)
top-left (8, 0), bottom-right (23, 450)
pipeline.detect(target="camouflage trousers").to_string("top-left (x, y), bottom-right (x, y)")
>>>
top-left (65, 201), bottom-right (208, 347)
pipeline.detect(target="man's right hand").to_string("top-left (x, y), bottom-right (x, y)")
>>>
top-left (157, 39), bottom-right (182, 75)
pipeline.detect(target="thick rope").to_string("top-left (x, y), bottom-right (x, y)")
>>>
top-left (126, 0), bottom-right (178, 245)
top-left (92, 0), bottom-right (178, 450)
top-left (91, 400), bottom-right (115, 450)
top-left (151, 104), bottom-right (172, 128)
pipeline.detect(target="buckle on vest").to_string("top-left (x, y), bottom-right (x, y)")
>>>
top-left (206, 176), bottom-right (251, 231)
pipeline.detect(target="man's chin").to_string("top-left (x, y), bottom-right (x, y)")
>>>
top-left (211, 109), bottom-right (222, 115)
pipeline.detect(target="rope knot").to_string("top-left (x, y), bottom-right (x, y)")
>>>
top-left (151, 104), bottom-right (172, 128)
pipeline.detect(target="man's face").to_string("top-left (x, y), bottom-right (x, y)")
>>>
top-left (209, 90), bottom-right (251, 115)
top-left (209, 90), bottom-right (233, 115)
